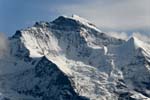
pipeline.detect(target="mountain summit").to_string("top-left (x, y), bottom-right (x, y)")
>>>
top-left (0, 15), bottom-right (150, 100)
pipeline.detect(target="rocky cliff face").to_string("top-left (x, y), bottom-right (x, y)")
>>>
top-left (0, 15), bottom-right (150, 100)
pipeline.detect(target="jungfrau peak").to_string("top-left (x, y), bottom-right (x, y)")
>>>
top-left (0, 15), bottom-right (150, 100)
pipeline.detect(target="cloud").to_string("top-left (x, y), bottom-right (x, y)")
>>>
top-left (0, 33), bottom-right (9, 58)
top-left (105, 32), bottom-right (129, 40)
top-left (133, 32), bottom-right (150, 43)
top-left (56, 0), bottom-right (150, 31)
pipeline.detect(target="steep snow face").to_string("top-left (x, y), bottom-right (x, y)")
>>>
top-left (0, 57), bottom-right (88, 100)
top-left (107, 36), bottom-right (150, 98)
top-left (11, 15), bottom-right (124, 75)
top-left (0, 15), bottom-right (150, 100)
top-left (0, 33), bottom-right (42, 75)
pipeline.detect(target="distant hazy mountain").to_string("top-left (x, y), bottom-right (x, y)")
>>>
top-left (0, 15), bottom-right (150, 100)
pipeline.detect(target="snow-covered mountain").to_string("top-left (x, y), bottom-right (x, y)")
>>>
top-left (0, 15), bottom-right (150, 100)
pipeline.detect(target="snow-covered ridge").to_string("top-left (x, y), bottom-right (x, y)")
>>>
top-left (126, 36), bottom-right (150, 57)
top-left (59, 14), bottom-right (102, 32)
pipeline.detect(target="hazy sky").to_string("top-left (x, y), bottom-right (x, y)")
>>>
top-left (0, 0), bottom-right (150, 36)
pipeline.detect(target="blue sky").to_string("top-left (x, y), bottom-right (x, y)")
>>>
top-left (0, 0), bottom-right (150, 36)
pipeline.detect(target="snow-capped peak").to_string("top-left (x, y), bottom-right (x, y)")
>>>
top-left (57, 14), bottom-right (101, 32)
top-left (72, 14), bottom-right (101, 32)
top-left (127, 36), bottom-right (150, 50)
top-left (71, 14), bottom-right (90, 24)
top-left (1, 15), bottom-right (150, 100)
